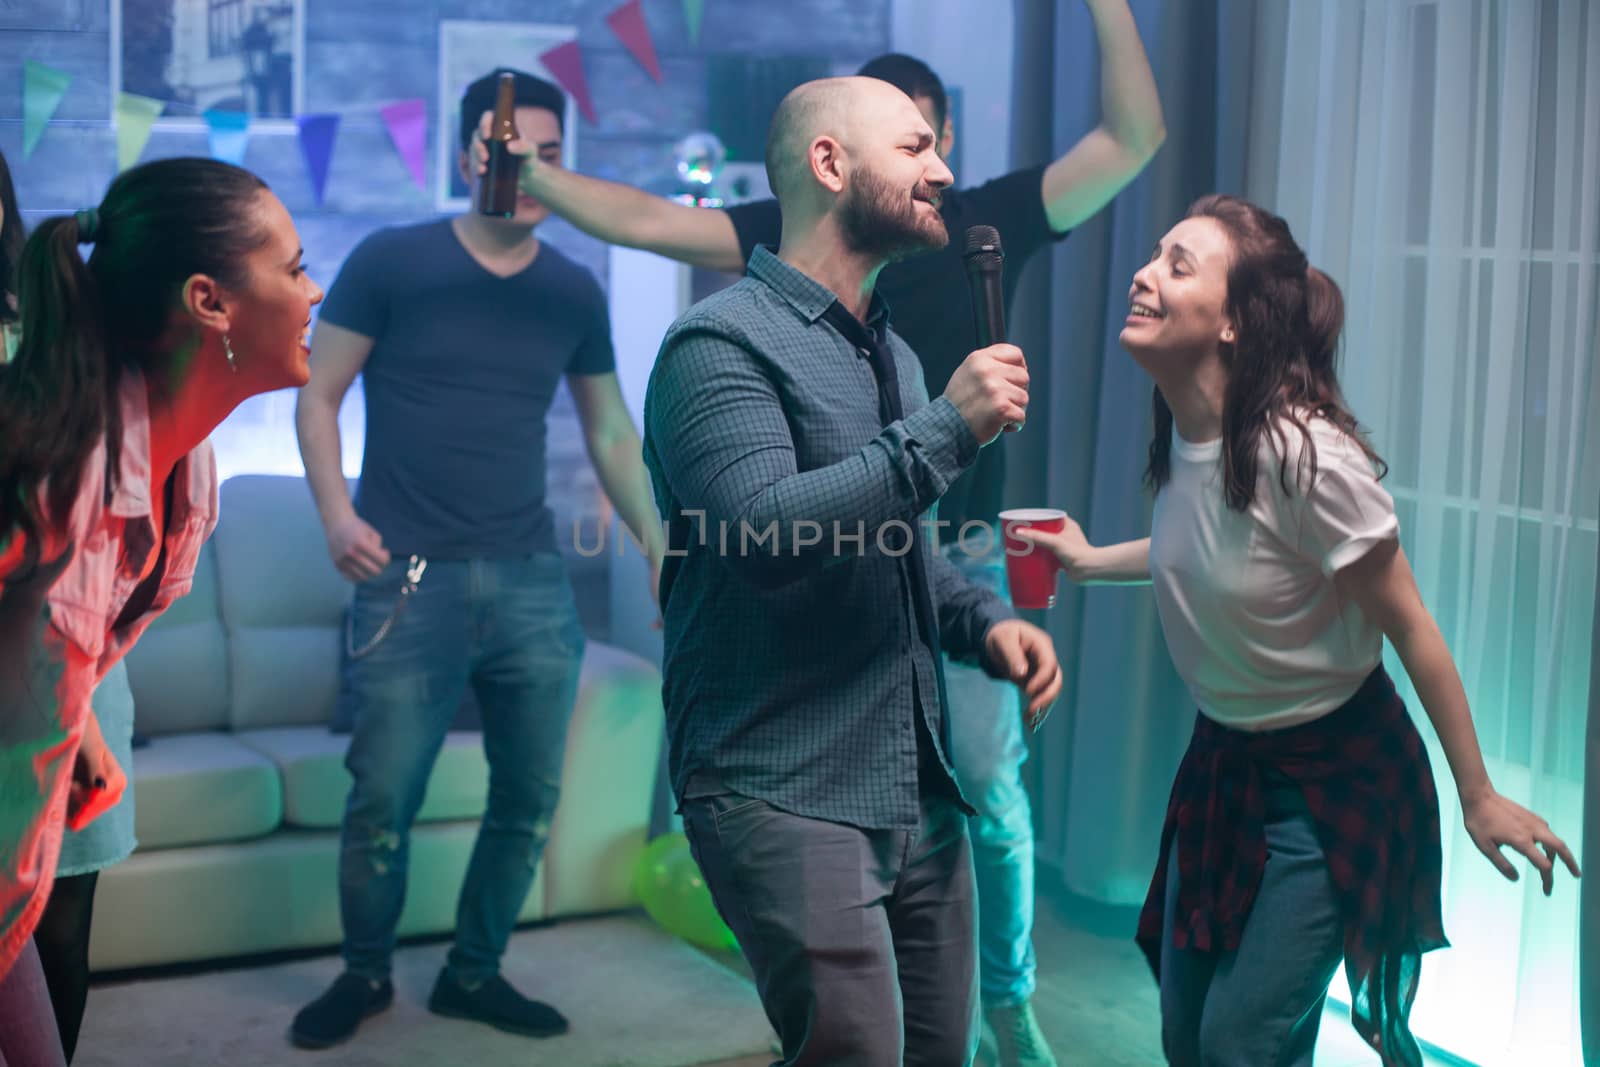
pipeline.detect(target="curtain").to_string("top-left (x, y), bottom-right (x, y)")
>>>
top-left (1007, 0), bottom-right (1281, 904)
top-left (1269, 4), bottom-right (1596, 1062)
top-left (1585, 552), bottom-right (1598, 1064)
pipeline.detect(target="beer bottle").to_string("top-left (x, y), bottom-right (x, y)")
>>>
top-left (478, 73), bottom-right (520, 217)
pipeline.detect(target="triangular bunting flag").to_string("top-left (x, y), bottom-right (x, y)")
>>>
top-left (606, 0), bottom-right (663, 82)
top-left (683, 0), bottom-right (705, 46)
top-left (203, 109), bottom-right (250, 165)
top-left (115, 92), bottom-right (165, 172)
top-left (539, 41), bottom-right (597, 124)
top-left (379, 99), bottom-right (427, 190)
top-left (23, 61), bottom-right (72, 159)
top-left (297, 113), bottom-right (340, 205)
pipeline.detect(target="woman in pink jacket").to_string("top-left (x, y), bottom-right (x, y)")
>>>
top-left (0, 156), bottom-right (322, 1064)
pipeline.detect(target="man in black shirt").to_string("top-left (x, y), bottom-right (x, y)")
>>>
top-left (476, 6), bottom-right (1163, 1062)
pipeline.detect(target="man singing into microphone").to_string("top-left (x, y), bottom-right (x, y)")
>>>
top-left (645, 77), bottom-right (1064, 1064)
top-left (483, 10), bottom-right (1164, 1058)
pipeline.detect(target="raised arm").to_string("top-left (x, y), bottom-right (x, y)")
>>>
top-left (470, 115), bottom-right (746, 273)
top-left (525, 164), bottom-right (745, 273)
top-left (1039, 0), bottom-right (1167, 233)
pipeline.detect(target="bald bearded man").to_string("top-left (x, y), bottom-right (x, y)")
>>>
top-left (643, 78), bottom-right (1064, 1064)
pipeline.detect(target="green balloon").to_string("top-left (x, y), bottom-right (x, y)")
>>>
top-left (633, 831), bottom-right (739, 953)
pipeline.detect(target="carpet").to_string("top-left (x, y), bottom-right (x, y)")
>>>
top-left (75, 915), bottom-right (773, 1066)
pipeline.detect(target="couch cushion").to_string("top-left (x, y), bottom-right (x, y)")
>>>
top-left (212, 476), bottom-right (351, 729)
top-left (229, 626), bottom-right (344, 731)
top-left (131, 732), bottom-right (283, 849)
top-left (123, 540), bottom-right (230, 734)
top-left (237, 727), bottom-right (490, 830)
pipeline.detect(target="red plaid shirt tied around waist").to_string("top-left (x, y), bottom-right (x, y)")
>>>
top-left (1137, 666), bottom-right (1448, 1067)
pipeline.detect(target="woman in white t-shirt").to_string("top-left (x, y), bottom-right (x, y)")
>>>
top-left (1018, 194), bottom-right (1579, 1067)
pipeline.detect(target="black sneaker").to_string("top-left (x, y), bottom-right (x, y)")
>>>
top-left (426, 968), bottom-right (569, 1038)
top-left (289, 971), bottom-right (393, 1049)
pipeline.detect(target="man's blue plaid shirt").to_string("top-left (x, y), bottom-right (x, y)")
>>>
top-left (644, 246), bottom-right (1014, 830)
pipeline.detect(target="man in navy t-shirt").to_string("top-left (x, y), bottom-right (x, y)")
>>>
top-left (476, 6), bottom-right (1165, 1062)
top-left (290, 69), bottom-right (664, 1051)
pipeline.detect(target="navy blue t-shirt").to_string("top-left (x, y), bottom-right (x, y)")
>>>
top-left (319, 218), bottom-right (614, 558)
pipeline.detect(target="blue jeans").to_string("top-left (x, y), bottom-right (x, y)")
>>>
top-left (941, 540), bottom-right (1035, 1008)
top-left (1159, 774), bottom-right (1345, 1066)
top-left (337, 553), bottom-right (584, 984)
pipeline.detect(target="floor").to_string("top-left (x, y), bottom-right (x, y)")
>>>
top-left (79, 882), bottom-right (1468, 1066)
top-left (77, 916), bottom-right (773, 1067)
top-left (699, 885), bottom-right (1467, 1067)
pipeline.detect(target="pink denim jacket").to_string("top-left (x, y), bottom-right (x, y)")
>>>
top-left (0, 371), bottom-right (218, 977)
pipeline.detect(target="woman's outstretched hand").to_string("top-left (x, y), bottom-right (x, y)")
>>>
top-left (1462, 788), bottom-right (1581, 895)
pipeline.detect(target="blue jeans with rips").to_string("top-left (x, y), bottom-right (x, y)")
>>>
top-left (336, 553), bottom-right (584, 984)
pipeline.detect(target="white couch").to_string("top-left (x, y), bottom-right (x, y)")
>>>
top-left (89, 474), bottom-right (665, 972)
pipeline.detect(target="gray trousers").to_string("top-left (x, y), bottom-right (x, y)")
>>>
top-left (682, 789), bottom-right (979, 1066)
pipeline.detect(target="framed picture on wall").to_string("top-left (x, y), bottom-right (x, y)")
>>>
top-left (437, 20), bottom-right (580, 212)
top-left (111, 0), bottom-right (306, 126)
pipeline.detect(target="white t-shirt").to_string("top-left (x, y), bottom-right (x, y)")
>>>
top-left (1149, 415), bottom-right (1399, 730)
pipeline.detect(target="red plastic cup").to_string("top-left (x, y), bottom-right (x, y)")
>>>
top-left (1000, 508), bottom-right (1066, 610)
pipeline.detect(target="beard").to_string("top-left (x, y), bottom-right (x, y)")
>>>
top-left (838, 164), bottom-right (948, 262)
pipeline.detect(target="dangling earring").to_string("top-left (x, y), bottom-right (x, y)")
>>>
top-left (223, 334), bottom-right (239, 373)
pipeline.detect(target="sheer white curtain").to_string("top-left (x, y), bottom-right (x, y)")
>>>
top-left (1264, 2), bottom-right (1598, 1063)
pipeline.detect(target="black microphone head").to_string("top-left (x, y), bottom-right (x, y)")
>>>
top-left (963, 225), bottom-right (1004, 261)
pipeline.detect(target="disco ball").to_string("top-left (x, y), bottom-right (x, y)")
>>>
top-left (673, 131), bottom-right (726, 188)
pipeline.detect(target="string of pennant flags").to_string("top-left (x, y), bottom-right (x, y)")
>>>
top-left (18, 0), bottom-right (691, 204)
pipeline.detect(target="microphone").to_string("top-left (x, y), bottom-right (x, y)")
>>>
top-left (963, 225), bottom-right (1006, 347)
top-left (963, 225), bottom-right (1020, 432)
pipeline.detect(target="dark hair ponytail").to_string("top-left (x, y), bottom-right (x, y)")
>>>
top-left (1303, 266), bottom-right (1345, 386)
top-left (0, 215), bottom-right (109, 576)
top-left (0, 157), bottom-right (270, 580)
